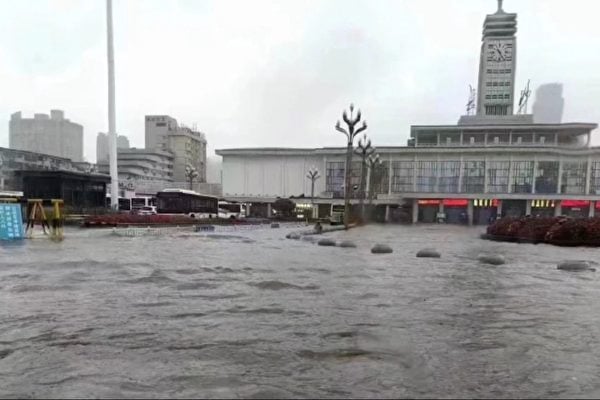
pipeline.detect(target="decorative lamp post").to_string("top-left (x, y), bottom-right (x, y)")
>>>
top-left (185, 165), bottom-right (199, 190)
top-left (335, 104), bottom-right (367, 229)
top-left (366, 153), bottom-right (382, 208)
top-left (354, 133), bottom-right (375, 221)
top-left (306, 167), bottom-right (321, 219)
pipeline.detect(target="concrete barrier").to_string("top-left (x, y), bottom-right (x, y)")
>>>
top-left (478, 254), bottom-right (506, 265)
top-left (338, 240), bottom-right (357, 248)
top-left (371, 244), bottom-right (393, 254)
top-left (318, 238), bottom-right (337, 247)
top-left (416, 248), bottom-right (441, 258)
top-left (557, 260), bottom-right (596, 272)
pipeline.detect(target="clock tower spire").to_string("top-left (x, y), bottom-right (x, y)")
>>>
top-left (476, 1), bottom-right (517, 116)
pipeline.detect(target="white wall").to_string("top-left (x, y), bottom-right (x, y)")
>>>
top-left (222, 154), bottom-right (326, 197)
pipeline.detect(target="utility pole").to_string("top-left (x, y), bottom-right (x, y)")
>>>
top-left (106, 0), bottom-right (118, 210)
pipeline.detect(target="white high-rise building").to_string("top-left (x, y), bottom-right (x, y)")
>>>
top-left (532, 83), bottom-right (564, 124)
top-left (9, 110), bottom-right (84, 162)
top-left (145, 115), bottom-right (207, 183)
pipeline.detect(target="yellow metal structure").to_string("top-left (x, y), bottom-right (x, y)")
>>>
top-left (25, 199), bottom-right (64, 240)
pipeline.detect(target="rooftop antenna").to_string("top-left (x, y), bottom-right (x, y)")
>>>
top-left (518, 79), bottom-right (531, 114)
top-left (466, 85), bottom-right (476, 115)
top-left (497, 0), bottom-right (504, 12)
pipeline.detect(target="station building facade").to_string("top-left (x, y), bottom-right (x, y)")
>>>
top-left (216, 1), bottom-right (599, 223)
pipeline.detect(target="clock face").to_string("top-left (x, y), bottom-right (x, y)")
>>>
top-left (488, 42), bottom-right (512, 62)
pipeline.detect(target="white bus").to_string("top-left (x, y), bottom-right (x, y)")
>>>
top-left (218, 201), bottom-right (247, 219)
top-left (105, 194), bottom-right (155, 212)
top-left (156, 189), bottom-right (219, 219)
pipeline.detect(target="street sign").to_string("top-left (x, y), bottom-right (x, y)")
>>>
top-left (0, 203), bottom-right (24, 240)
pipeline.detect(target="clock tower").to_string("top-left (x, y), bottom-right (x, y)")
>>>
top-left (476, 0), bottom-right (517, 116)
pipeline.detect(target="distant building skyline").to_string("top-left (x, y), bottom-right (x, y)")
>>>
top-left (532, 83), bottom-right (564, 124)
top-left (96, 132), bottom-right (130, 163)
top-left (9, 110), bottom-right (84, 162)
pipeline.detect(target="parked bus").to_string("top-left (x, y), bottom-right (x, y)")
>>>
top-left (156, 189), bottom-right (218, 218)
top-left (105, 195), bottom-right (156, 212)
top-left (218, 201), bottom-right (247, 219)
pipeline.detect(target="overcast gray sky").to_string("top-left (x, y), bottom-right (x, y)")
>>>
top-left (1, 0), bottom-right (599, 163)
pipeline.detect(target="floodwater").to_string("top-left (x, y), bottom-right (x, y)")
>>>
top-left (1, 224), bottom-right (600, 398)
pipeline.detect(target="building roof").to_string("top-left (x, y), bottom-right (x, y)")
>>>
top-left (16, 170), bottom-right (111, 182)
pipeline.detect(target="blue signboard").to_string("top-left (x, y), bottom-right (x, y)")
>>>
top-left (0, 204), bottom-right (24, 240)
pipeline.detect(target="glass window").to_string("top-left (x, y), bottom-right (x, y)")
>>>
top-left (487, 161), bottom-right (510, 193)
top-left (391, 161), bottom-right (414, 192)
top-left (415, 161), bottom-right (437, 192)
top-left (438, 161), bottom-right (460, 193)
top-left (326, 161), bottom-right (345, 198)
top-left (370, 161), bottom-right (389, 195)
top-left (462, 161), bottom-right (485, 193)
top-left (561, 161), bottom-right (587, 194)
top-left (511, 161), bottom-right (534, 193)
top-left (535, 161), bottom-right (559, 194)
top-left (591, 162), bottom-right (600, 195)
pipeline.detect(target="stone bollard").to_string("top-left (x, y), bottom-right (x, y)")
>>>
top-left (271, 223), bottom-right (280, 228)
top-left (416, 248), bottom-right (441, 258)
top-left (371, 244), bottom-right (393, 254)
top-left (478, 254), bottom-right (506, 265)
top-left (338, 240), bottom-right (357, 248)
top-left (557, 260), bottom-right (596, 272)
top-left (318, 238), bottom-right (336, 247)
top-left (286, 233), bottom-right (301, 240)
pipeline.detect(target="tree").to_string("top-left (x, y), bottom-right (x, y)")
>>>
top-left (272, 198), bottom-right (296, 217)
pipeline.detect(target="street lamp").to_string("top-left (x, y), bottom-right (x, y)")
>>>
top-left (366, 152), bottom-right (382, 209)
top-left (354, 133), bottom-right (375, 221)
top-left (306, 167), bottom-right (321, 219)
top-left (335, 103), bottom-right (367, 229)
top-left (185, 165), bottom-right (199, 190)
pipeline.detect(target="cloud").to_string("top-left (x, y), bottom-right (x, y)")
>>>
top-left (1, 0), bottom-right (599, 163)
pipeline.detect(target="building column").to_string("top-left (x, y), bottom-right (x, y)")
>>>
top-left (525, 200), bottom-right (532, 216)
top-left (589, 202), bottom-right (595, 218)
top-left (412, 200), bottom-right (419, 224)
top-left (385, 205), bottom-right (391, 223)
top-left (554, 201), bottom-right (561, 217)
top-left (532, 158), bottom-right (538, 194)
top-left (458, 155), bottom-right (464, 193)
top-left (507, 156), bottom-right (514, 193)
top-left (267, 203), bottom-right (272, 218)
top-left (438, 202), bottom-right (445, 223)
top-left (496, 200), bottom-right (503, 218)
top-left (313, 203), bottom-right (319, 219)
top-left (388, 155), bottom-right (393, 195)
top-left (484, 156), bottom-right (489, 193)
top-left (436, 132), bottom-right (440, 146)
top-left (585, 156), bottom-right (592, 195)
top-left (557, 159), bottom-right (563, 194)
top-left (413, 154), bottom-right (418, 192)
top-left (467, 200), bottom-right (474, 226)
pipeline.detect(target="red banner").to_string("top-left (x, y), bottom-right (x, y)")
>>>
top-left (562, 200), bottom-right (590, 208)
top-left (443, 199), bottom-right (468, 207)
